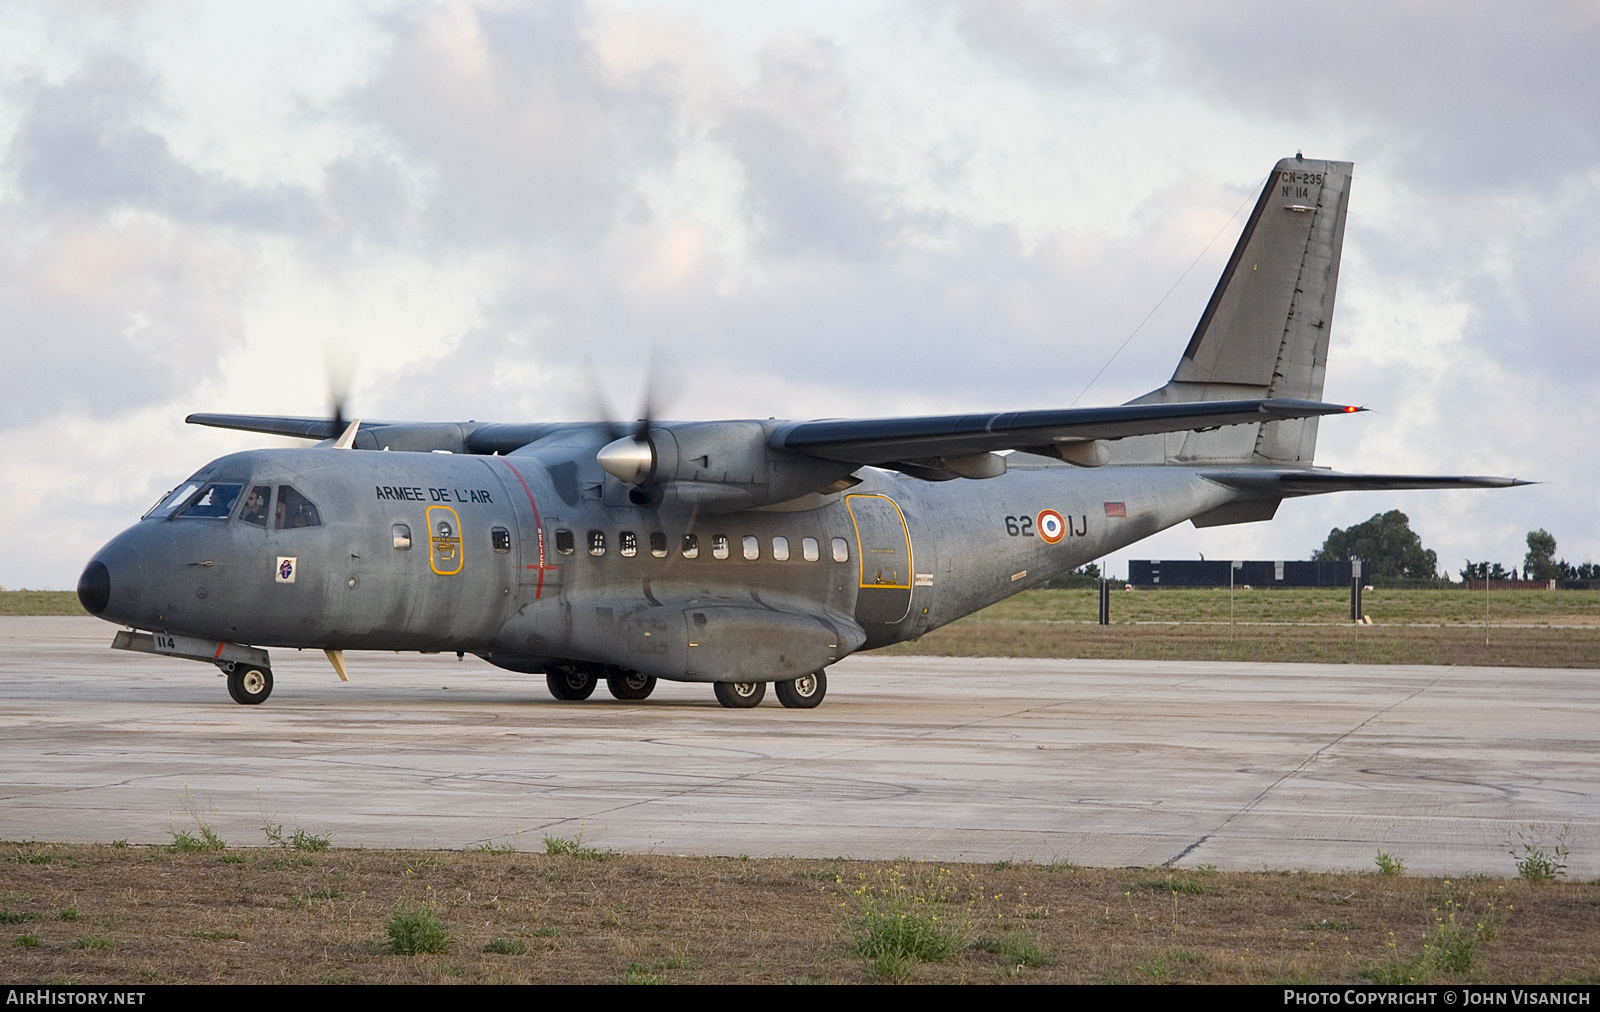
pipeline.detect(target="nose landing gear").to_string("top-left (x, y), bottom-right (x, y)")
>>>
top-left (226, 665), bottom-right (274, 705)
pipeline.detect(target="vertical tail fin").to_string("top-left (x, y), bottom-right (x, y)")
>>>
top-left (1117, 155), bottom-right (1354, 466)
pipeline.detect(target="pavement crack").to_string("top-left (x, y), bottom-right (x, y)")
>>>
top-left (1161, 667), bottom-right (1455, 868)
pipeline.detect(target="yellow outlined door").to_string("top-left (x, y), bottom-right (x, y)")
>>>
top-left (846, 493), bottom-right (913, 625)
top-left (426, 505), bottom-right (464, 576)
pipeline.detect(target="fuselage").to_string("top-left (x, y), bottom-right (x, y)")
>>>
top-left (79, 445), bottom-right (1239, 682)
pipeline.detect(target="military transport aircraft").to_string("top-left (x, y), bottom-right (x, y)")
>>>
top-left (77, 156), bottom-right (1524, 708)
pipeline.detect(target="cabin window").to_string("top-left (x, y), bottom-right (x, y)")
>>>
top-left (274, 486), bottom-right (322, 529)
top-left (650, 532), bottom-right (668, 558)
top-left (392, 524), bottom-right (412, 550)
top-left (712, 535), bottom-right (730, 560)
top-left (239, 486), bottom-right (272, 528)
top-left (555, 529), bottom-right (574, 555)
top-left (619, 531), bottom-right (638, 557)
top-left (742, 535), bottom-right (760, 561)
top-left (831, 537), bottom-right (850, 563)
top-left (772, 536), bottom-right (790, 561)
top-left (491, 527), bottom-right (511, 554)
top-left (681, 533), bottom-right (700, 559)
top-left (174, 483), bottom-right (243, 520)
top-left (802, 537), bottom-right (820, 562)
top-left (588, 530), bottom-right (606, 556)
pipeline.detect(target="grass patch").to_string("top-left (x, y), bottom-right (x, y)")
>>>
top-left (846, 866), bottom-right (972, 982)
top-left (544, 833), bottom-right (608, 861)
top-left (0, 590), bottom-right (88, 616)
top-left (1, 910), bottom-right (41, 924)
top-left (14, 932), bottom-right (42, 948)
top-left (167, 828), bottom-right (226, 853)
top-left (74, 937), bottom-right (114, 950)
top-left (59, 908), bottom-right (81, 921)
top-left (971, 928), bottom-right (1050, 966)
top-left (474, 842), bottom-right (517, 855)
top-left (481, 937), bottom-right (526, 955)
top-left (621, 956), bottom-right (691, 984)
top-left (1139, 876), bottom-right (1206, 894)
top-left (385, 900), bottom-right (450, 955)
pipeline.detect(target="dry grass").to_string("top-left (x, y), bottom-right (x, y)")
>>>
top-left (885, 589), bottom-right (1600, 668)
top-left (1, 843), bottom-right (1596, 984)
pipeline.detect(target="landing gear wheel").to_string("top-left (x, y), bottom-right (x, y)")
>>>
top-left (546, 667), bottom-right (598, 701)
top-left (713, 680), bottom-right (766, 709)
top-left (775, 670), bottom-right (826, 709)
top-left (227, 666), bottom-right (273, 705)
top-left (606, 671), bottom-right (657, 700)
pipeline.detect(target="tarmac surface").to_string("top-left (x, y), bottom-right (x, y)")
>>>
top-left (2, 616), bottom-right (1596, 875)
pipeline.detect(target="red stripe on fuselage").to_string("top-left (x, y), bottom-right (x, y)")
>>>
top-left (500, 460), bottom-right (546, 599)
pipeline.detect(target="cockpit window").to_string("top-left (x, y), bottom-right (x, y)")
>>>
top-left (144, 482), bottom-right (202, 520)
top-left (274, 485), bottom-right (322, 529)
top-left (173, 483), bottom-right (243, 520)
top-left (239, 486), bottom-right (272, 528)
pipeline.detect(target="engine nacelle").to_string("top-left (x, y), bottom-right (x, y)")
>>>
top-left (598, 421), bottom-right (859, 511)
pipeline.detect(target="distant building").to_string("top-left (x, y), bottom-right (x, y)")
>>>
top-left (1129, 559), bottom-right (1362, 588)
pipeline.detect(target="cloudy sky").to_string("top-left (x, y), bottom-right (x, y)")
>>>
top-left (3, 0), bottom-right (1597, 589)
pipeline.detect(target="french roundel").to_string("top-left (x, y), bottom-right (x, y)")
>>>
top-left (1037, 509), bottom-right (1066, 544)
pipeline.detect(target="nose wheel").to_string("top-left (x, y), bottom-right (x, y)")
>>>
top-left (227, 665), bottom-right (273, 705)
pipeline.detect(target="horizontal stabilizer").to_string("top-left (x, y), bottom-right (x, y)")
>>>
top-left (1203, 469), bottom-right (1531, 494)
top-left (770, 398), bottom-right (1361, 464)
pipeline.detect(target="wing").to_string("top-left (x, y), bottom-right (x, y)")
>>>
top-left (768, 398), bottom-right (1361, 464)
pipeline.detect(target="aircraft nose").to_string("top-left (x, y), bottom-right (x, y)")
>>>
top-left (77, 561), bottom-right (111, 615)
top-left (78, 539), bottom-right (144, 625)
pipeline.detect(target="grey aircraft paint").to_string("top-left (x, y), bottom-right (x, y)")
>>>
top-left (78, 156), bottom-right (1526, 708)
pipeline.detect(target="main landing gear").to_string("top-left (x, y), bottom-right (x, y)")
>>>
top-left (714, 670), bottom-right (827, 709)
top-left (545, 663), bottom-right (658, 702)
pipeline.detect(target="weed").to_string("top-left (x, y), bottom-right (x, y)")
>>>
top-left (218, 854), bottom-right (248, 864)
top-left (846, 865), bottom-right (973, 981)
top-left (544, 831), bottom-right (608, 861)
top-left (263, 821), bottom-right (331, 851)
top-left (263, 856), bottom-right (318, 870)
top-left (482, 937), bottom-right (526, 955)
top-left (0, 910), bottom-right (41, 924)
top-left (12, 851), bottom-right (53, 865)
top-left (168, 827), bottom-right (226, 853)
top-left (109, 840), bottom-right (128, 848)
top-left (971, 928), bottom-right (1050, 967)
top-left (1375, 851), bottom-right (1405, 876)
top-left (14, 933), bottom-right (41, 948)
top-left (1137, 950), bottom-right (1204, 980)
top-left (1139, 876), bottom-right (1206, 894)
top-left (385, 900), bottom-right (450, 955)
top-left (994, 860), bottom-right (1012, 870)
top-left (1362, 895), bottom-right (1499, 983)
top-left (75, 937), bottom-right (114, 950)
top-left (1194, 864), bottom-right (1218, 876)
top-left (59, 908), bottom-right (80, 921)
top-left (475, 842), bottom-right (516, 855)
top-left (302, 888), bottom-right (341, 900)
top-left (1509, 824), bottom-right (1571, 881)
top-left (621, 965), bottom-right (664, 984)
top-left (524, 926), bottom-right (560, 937)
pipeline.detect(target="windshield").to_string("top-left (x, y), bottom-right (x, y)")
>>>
top-left (143, 482), bottom-right (203, 520)
top-left (173, 483), bottom-right (244, 520)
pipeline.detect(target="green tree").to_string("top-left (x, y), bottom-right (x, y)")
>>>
top-left (1313, 510), bottom-right (1438, 579)
top-left (1524, 529), bottom-right (1560, 581)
